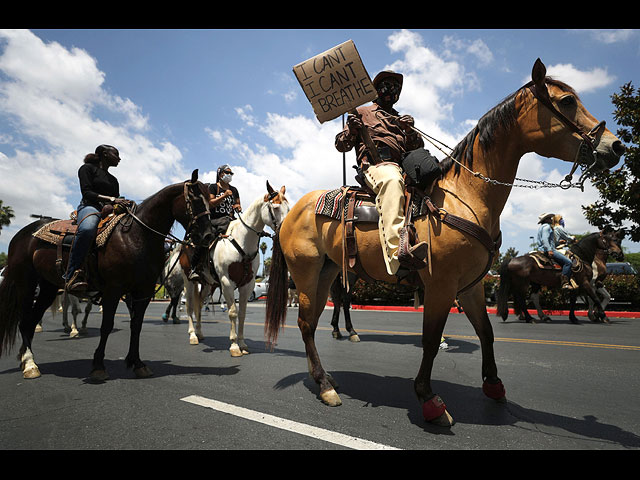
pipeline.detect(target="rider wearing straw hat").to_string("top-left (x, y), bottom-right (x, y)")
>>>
top-left (536, 212), bottom-right (574, 289)
top-left (335, 70), bottom-right (439, 277)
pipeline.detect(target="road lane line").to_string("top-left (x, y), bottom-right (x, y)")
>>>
top-left (180, 395), bottom-right (400, 450)
top-left (115, 314), bottom-right (640, 351)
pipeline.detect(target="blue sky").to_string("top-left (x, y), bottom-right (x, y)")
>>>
top-left (1, 28), bottom-right (639, 260)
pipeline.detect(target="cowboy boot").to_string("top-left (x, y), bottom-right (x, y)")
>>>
top-left (65, 269), bottom-right (88, 294)
top-left (560, 274), bottom-right (574, 290)
top-left (397, 226), bottom-right (427, 271)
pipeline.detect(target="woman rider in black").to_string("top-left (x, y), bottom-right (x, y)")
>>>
top-left (64, 145), bottom-right (129, 292)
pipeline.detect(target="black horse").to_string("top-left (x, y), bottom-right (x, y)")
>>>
top-left (0, 170), bottom-right (213, 381)
top-left (496, 229), bottom-right (624, 324)
top-left (329, 272), bottom-right (360, 342)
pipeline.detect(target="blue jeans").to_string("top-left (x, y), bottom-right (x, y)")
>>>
top-left (551, 250), bottom-right (572, 278)
top-left (64, 204), bottom-right (100, 280)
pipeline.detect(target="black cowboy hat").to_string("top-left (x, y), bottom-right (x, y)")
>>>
top-left (373, 70), bottom-right (404, 90)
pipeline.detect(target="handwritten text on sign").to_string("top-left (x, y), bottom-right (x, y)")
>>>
top-left (293, 40), bottom-right (376, 123)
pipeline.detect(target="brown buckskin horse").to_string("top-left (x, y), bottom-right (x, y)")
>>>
top-left (264, 58), bottom-right (624, 427)
top-left (0, 170), bottom-right (214, 381)
top-left (496, 229), bottom-right (624, 324)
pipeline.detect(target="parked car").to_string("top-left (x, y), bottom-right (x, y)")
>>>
top-left (606, 262), bottom-right (638, 275)
top-left (180, 277), bottom-right (268, 305)
top-left (252, 277), bottom-right (269, 301)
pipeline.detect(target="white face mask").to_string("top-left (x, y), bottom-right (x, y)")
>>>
top-left (221, 174), bottom-right (233, 184)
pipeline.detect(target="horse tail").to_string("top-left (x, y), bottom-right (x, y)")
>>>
top-left (264, 230), bottom-right (289, 348)
top-left (0, 265), bottom-right (22, 357)
top-left (0, 220), bottom-right (47, 357)
top-left (496, 258), bottom-right (512, 320)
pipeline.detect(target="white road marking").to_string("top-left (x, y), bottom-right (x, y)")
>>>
top-left (181, 395), bottom-right (400, 450)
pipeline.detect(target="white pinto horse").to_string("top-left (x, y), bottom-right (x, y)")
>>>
top-left (38, 290), bottom-right (93, 337)
top-left (162, 243), bottom-right (185, 324)
top-left (183, 181), bottom-right (290, 356)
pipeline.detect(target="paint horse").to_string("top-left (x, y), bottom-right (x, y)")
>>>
top-left (265, 59), bottom-right (624, 427)
top-left (182, 181), bottom-right (289, 356)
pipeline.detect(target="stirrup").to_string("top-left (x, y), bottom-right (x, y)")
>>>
top-left (65, 269), bottom-right (88, 293)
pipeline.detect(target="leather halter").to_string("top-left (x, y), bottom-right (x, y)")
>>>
top-left (525, 80), bottom-right (606, 190)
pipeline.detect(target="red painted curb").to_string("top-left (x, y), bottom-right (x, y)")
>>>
top-left (325, 302), bottom-right (640, 318)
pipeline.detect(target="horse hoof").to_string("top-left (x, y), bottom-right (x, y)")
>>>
top-left (230, 345), bottom-right (243, 357)
top-left (23, 365), bottom-right (41, 379)
top-left (332, 331), bottom-right (342, 339)
top-left (64, 326), bottom-right (71, 333)
top-left (172, 318), bottom-right (181, 324)
top-left (90, 370), bottom-right (109, 382)
top-left (34, 325), bottom-right (43, 333)
top-left (320, 389), bottom-right (342, 407)
top-left (134, 366), bottom-right (153, 378)
top-left (349, 334), bottom-right (360, 343)
top-left (422, 395), bottom-right (453, 426)
top-left (482, 380), bottom-right (506, 402)
top-left (429, 410), bottom-right (455, 427)
top-left (70, 330), bottom-right (79, 338)
top-left (189, 335), bottom-right (199, 345)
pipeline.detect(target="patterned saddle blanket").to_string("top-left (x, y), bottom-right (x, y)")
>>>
top-left (33, 213), bottom-right (126, 248)
top-left (314, 187), bottom-right (428, 223)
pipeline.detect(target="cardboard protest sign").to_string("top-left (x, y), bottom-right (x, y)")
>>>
top-left (293, 40), bottom-right (377, 123)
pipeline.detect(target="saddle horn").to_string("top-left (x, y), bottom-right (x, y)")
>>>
top-left (191, 169), bottom-right (199, 183)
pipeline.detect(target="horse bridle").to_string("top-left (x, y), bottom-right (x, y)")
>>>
top-left (123, 180), bottom-right (211, 248)
top-left (525, 81), bottom-right (607, 190)
top-left (236, 189), bottom-right (282, 239)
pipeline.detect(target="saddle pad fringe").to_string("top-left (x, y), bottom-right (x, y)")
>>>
top-left (33, 214), bottom-right (125, 248)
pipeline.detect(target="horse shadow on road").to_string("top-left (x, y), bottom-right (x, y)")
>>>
top-left (273, 369), bottom-right (640, 447)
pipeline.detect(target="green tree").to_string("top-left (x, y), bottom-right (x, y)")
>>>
top-left (583, 82), bottom-right (640, 241)
top-left (0, 200), bottom-right (15, 234)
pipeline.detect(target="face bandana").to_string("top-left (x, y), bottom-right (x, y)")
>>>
top-left (376, 80), bottom-right (401, 104)
top-left (221, 174), bottom-right (233, 184)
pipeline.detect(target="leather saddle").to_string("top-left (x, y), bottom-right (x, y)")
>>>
top-left (32, 206), bottom-right (124, 276)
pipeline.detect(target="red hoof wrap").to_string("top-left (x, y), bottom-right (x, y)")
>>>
top-left (482, 380), bottom-right (506, 400)
top-left (422, 395), bottom-right (447, 421)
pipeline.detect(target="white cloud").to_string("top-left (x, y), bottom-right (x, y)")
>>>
top-left (0, 29), bottom-right (185, 250)
top-left (523, 62), bottom-right (616, 94)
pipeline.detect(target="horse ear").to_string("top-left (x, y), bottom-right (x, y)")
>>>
top-left (191, 169), bottom-right (199, 183)
top-left (266, 180), bottom-right (275, 195)
top-left (532, 58), bottom-right (546, 87)
top-left (280, 185), bottom-right (286, 194)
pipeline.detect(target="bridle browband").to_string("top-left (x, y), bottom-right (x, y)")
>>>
top-left (525, 80), bottom-right (607, 191)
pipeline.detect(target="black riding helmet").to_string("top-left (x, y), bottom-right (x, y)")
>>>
top-left (95, 144), bottom-right (120, 160)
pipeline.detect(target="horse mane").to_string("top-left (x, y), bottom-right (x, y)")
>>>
top-left (569, 232), bottom-right (600, 260)
top-left (440, 77), bottom-right (580, 176)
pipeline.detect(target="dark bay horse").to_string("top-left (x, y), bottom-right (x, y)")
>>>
top-left (329, 272), bottom-right (360, 342)
top-left (265, 59), bottom-right (624, 427)
top-left (0, 170), bottom-right (214, 381)
top-left (496, 230), bottom-right (624, 324)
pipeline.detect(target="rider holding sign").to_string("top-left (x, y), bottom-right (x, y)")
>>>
top-left (335, 70), bottom-right (432, 276)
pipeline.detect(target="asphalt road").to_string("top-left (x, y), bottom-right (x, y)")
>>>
top-left (0, 300), bottom-right (639, 451)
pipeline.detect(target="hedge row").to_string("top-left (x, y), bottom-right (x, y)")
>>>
top-left (344, 275), bottom-right (640, 310)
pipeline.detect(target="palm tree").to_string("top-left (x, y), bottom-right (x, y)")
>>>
top-left (0, 200), bottom-right (15, 235)
top-left (260, 241), bottom-right (267, 276)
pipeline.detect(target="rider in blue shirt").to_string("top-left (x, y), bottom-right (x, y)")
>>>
top-left (536, 212), bottom-right (574, 289)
